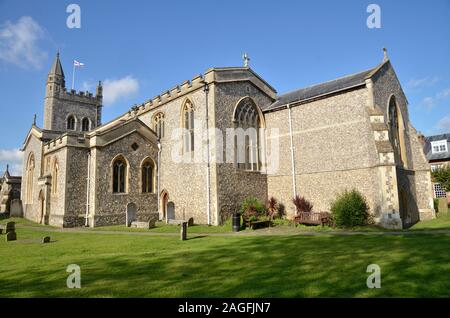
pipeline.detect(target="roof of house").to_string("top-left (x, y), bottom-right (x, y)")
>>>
top-left (262, 61), bottom-right (387, 112)
top-left (424, 133), bottom-right (450, 162)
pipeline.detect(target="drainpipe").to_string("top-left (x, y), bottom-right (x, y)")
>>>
top-left (287, 103), bottom-right (297, 198)
top-left (157, 141), bottom-right (162, 221)
top-left (85, 150), bottom-right (91, 226)
top-left (204, 83), bottom-right (212, 225)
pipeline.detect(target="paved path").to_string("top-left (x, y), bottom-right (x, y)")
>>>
top-left (15, 224), bottom-right (450, 238)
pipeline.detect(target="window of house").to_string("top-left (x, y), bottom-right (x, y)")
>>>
top-left (141, 158), bottom-right (155, 193)
top-left (182, 100), bottom-right (195, 153)
top-left (433, 183), bottom-right (447, 198)
top-left (67, 115), bottom-right (76, 130)
top-left (112, 156), bottom-right (127, 193)
top-left (153, 112), bottom-right (165, 138)
top-left (431, 164), bottom-right (444, 172)
top-left (431, 140), bottom-right (448, 154)
top-left (81, 118), bottom-right (90, 132)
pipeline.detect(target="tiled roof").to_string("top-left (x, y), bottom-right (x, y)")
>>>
top-left (424, 133), bottom-right (450, 161)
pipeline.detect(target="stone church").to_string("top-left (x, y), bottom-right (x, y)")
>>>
top-left (20, 50), bottom-right (435, 229)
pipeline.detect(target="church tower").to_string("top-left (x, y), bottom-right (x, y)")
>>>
top-left (43, 53), bottom-right (103, 132)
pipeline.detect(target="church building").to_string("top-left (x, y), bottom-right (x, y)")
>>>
top-left (20, 50), bottom-right (435, 229)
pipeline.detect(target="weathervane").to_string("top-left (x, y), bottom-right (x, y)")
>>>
top-left (242, 53), bottom-right (250, 67)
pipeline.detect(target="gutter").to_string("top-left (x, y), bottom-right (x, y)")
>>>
top-left (204, 83), bottom-right (212, 225)
top-left (85, 150), bottom-right (91, 226)
top-left (287, 104), bottom-right (297, 198)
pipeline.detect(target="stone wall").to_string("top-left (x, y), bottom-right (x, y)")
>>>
top-left (264, 87), bottom-right (383, 217)
top-left (90, 132), bottom-right (159, 227)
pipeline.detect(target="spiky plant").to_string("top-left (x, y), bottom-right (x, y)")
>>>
top-left (292, 195), bottom-right (313, 214)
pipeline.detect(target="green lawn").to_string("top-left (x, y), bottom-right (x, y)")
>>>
top-left (409, 212), bottom-right (450, 231)
top-left (1, 217), bottom-right (449, 297)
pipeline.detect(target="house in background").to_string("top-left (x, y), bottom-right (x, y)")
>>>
top-left (0, 165), bottom-right (22, 215)
top-left (420, 133), bottom-right (450, 202)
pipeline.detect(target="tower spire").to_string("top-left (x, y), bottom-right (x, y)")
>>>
top-left (48, 52), bottom-right (66, 88)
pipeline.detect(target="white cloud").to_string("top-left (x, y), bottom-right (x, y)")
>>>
top-left (420, 87), bottom-right (450, 111)
top-left (407, 77), bottom-right (438, 90)
top-left (0, 148), bottom-right (23, 176)
top-left (102, 76), bottom-right (139, 106)
top-left (0, 16), bottom-right (47, 69)
top-left (436, 116), bottom-right (450, 132)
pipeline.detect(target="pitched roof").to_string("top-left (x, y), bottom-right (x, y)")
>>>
top-left (424, 133), bottom-right (450, 162)
top-left (49, 53), bottom-right (65, 77)
top-left (263, 62), bottom-right (386, 112)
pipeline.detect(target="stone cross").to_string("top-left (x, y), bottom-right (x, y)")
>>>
top-left (243, 53), bottom-right (250, 67)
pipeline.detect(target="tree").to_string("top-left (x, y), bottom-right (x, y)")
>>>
top-left (432, 166), bottom-right (450, 192)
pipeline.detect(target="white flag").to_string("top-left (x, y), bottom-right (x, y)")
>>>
top-left (74, 60), bottom-right (84, 67)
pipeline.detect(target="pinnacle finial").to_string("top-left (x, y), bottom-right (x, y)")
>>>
top-left (242, 53), bottom-right (250, 67)
top-left (33, 114), bottom-right (37, 126)
top-left (383, 47), bottom-right (388, 61)
top-left (6, 164), bottom-right (9, 173)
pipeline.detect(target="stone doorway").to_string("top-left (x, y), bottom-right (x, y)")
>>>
top-left (167, 201), bottom-right (175, 221)
top-left (126, 203), bottom-right (137, 227)
top-left (160, 190), bottom-right (169, 221)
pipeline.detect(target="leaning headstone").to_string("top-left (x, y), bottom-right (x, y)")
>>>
top-left (180, 221), bottom-right (187, 241)
top-left (5, 222), bottom-right (15, 234)
top-left (42, 236), bottom-right (51, 244)
top-left (6, 231), bottom-right (16, 242)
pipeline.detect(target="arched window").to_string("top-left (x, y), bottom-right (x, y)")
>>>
top-left (67, 115), bottom-right (76, 130)
top-left (234, 97), bottom-right (261, 171)
top-left (26, 153), bottom-right (35, 203)
top-left (141, 158), bottom-right (155, 193)
top-left (388, 96), bottom-right (406, 167)
top-left (112, 156), bottom-right (127, 193)
top-left (52, 159), bottom-right (58, 195)
top-left (81, 118), bottom-right (90, 132)
top-left (153, 112), bottom-right (165, 138)
top-left (182, 100), bottom-right (195, 153)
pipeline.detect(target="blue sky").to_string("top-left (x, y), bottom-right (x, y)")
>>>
top-left (0, 0), bottom-right (449, 175)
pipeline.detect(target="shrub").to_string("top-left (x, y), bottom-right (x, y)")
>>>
top-left (241, 197), bottom-right (265, 220)
top-left (277, 203), bottom-right (286, 219)
top-left (331, 189), bottom-right (370, 228)
top-left (292, 195), bottom-right (313, 214)
top-left (266, 197), bottom-right (278, 220)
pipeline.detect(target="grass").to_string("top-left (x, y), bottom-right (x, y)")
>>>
top-left (1, 217), bottom-right (450, 297)
top-left (409, 212), bottom-right (450, 231)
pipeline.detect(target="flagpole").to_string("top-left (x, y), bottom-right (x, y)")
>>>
top-left (72, 60), bottom-right (76, 90)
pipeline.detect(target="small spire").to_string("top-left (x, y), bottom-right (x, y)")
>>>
top-left (6, 164), bottom-right (9, 173)
top-left (33, 114), bottom-right (37, 126)
top-left (242, 53), bottom-right (250, 67)
top-left (383, 47), bottom-right (389, 61)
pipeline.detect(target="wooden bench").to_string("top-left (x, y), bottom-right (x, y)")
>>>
top-left (242, 217), bottom-right (271, 230)
top-left (293, 212), bottom-right (332, 227)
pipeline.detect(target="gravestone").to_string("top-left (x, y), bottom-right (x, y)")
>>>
top-left (0, 228), bottom-right (3, 234)
top-left (6, 231), bottom-right (16, 241)
top-left (5, 222), bottom-right (15, 234)
top-left (180, 221), bottom-right (187, 241)
top-left (10, 199), bottom-right (23, 217)
top-left (188, 217), bottom-right (194, 227)
top-left (42, 236), bottom-right (51, 243)
top-left (438, 198), bottom-right (448, 215)
top-left (167, 202), bottom-right (175, 220)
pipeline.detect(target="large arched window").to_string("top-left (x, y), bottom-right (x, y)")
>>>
top-left (388, 96), bottom-right (406, 167)
top-left (234, 97), bottom-right (261, 171)
top-left (141, 158), bottom-right (155, 193)
top-left (81, 118), bottom-right (90, 132)
top-left (112, 156), bottom-right (127, 193)
top-left (67, 115), bottom-right (76, 130)
top-left (182, 99), bottom-right (195, 153)
top-left (52, 159), bottom-right (58, 195)
top-left (153, 112), bottom-right (165, 138)
top-left (26, 153), bottom-right (35, 203)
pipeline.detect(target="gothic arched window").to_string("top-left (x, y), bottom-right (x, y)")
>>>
top-left (141, 158), bottom-right (155, 193)
top-left (388, 96), bottom-right (406, 167)
top-left (112, 156), bottom-right (127, 193)
top-left (182, 100), bottom-right (195, 153)
top-left (81, 118), bottom-right (90, 132)
top-left (234, 97), bottom-right (261, 171)
top-left (52, 159), bottom-right (58, 195)
top-left (26, 153), bottom-right (35, 203)
top-left (153, 112), bottom-right (165, 138)
top-left (67, 115), bottom-right (76, 130)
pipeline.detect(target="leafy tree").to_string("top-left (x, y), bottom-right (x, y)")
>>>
top-left (432, 165), bottom-right (450, 192)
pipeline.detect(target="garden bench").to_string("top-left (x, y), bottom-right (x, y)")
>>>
top-left (293, 212), bottom-right (332, 227)
top-left (242, 216), bottom-right (271, 230)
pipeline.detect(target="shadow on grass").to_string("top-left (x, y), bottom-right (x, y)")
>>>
top-left (1, 230), bottom-right (449, 298)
